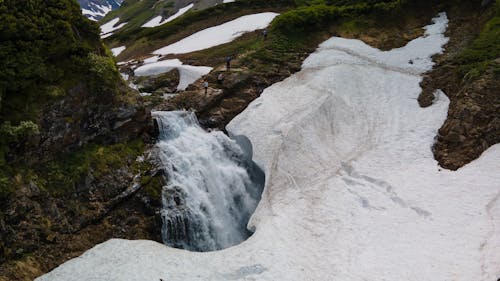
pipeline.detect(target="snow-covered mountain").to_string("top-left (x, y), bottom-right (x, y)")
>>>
top-left (78, 0), bottom-right (124, 21)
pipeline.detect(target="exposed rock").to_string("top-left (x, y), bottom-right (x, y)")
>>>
top-left (134, 69), bottom-right (180, 94)
top-left (419, 2), bottom-right (499, 170)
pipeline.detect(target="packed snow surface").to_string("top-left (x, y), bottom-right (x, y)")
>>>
top-left (111, 46), bottom-right (126, 56)
top-left (134, 59), bottom-right (212, 91)
top-left (36, 13), bottom-right (500, 281)
top-left (153, 12), bottom-right (278, 55)
top-left (142, 3), bottom-right (194, 28)
top-left (100, 17), bottom-right (127, 38)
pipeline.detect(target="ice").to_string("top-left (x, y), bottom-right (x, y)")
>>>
top-left (100, 17), bottom-right (127, 38)
top-left (153, 12), bottom-right (279, 55)
top-left (36, 13), bottom-right (500, 281)
top-left (142, 3), bottom-right (194, 28)
top-left (111, 46), bottom-right (126, 56)
top-left (134, 59), bottom-right (212, 91)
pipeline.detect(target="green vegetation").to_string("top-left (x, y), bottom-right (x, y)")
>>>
top-left (0, 0), bottom-right (135, 199)
top-left (456, 0), bottom-right (500, 80)
top-left (0, 0), bottom-right (103, 121)
top-left (35, 140), bottom-right (147, 196)
top-left (272, 1), bottom-right (403, 32)
top-left (104, 0), bottom-right (292, 52)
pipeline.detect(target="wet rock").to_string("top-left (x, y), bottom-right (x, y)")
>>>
top-left (135, 69), bottom-right (180, 94)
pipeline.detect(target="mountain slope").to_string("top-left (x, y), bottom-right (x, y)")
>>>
top-left (36, 12), bottom-right (500, 281)
top-left (0, 1), bottom-right (158, 280)
top-left (78, 0), bottom-right (124, 21)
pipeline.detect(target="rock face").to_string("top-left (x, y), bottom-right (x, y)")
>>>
top-left (134, 69), bottom-right (180, 94)
top-left (419, 2), bottom-right (499, 170)
top-left (0, 1), bottom-right (161, 279)
top-left (432, 69), bottom-right (499, 170)
top-left (0, 81), bottom-right (161, 280)
top-left (8, 83), bottom-right (151, 166)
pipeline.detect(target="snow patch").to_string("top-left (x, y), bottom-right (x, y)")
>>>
top-left (134, 59), bottom-right (212, 91)
top-left (36, 13), bottom-right (500, 281)
top-left (111, 46), bottom-right (126, 56)
top-left (142, 3), bottom-right (194, 28)
top-left (81, 3), bottom-right (112, 21)
top-left (100, 17), bottom-right (127, 38)
top-left (153, 12), bottom-right (279, 55)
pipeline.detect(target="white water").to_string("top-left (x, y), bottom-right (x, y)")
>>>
top-left (152, 111), bottom-right (263, 251)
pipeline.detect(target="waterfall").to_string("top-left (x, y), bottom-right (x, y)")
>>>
top-left (152, 111), bottom-right (264, 251)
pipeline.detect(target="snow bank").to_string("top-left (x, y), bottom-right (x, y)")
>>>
top-left (82, 4), bottom-right (111, 21)
top-left (36, 13), bottom-right (500, 281)
top-left (111, 46), bottom-right (126, 56)
top-left (134, 59), bottom-right (212, 91)
top-left (142, 3), bottom-right (194, 28)
top-left (100, 17), bottom-right (127, 38)
top-left (153, 12), bottom-right (278, 55)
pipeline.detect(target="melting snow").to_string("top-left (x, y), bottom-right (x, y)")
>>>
top-left (36, 13), bottom-right (500, 281)
top-left (153, 12), bottom-right (279, 55)
top-left (100, 17), bottom-right (127, 38)
top-left (81, 3), bottom-right (112, 21)
top-left (111, 46), bottom-right (126, 56)
top-left (134, 59), bottom-right (212, 91)
top-left (142, 3), bottom-right (194, 28)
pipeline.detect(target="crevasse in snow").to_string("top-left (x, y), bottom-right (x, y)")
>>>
top-left (36, 13), bottom-right (500, 281)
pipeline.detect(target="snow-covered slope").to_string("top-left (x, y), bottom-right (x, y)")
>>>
top-left (111, 46), bottom-right (126, 56)
top-left (78, 0), bottom-right (123, 21)
top-left (153, 12), bottom-right (279, 55)
top-left (36, 13), bottom-right (500, 281)
top-left (100, 17), bottom-right (127, 38)
top-left (134, 59), bottom-right (212, 91)
top-left (142, 3), bottom-right (194, 28)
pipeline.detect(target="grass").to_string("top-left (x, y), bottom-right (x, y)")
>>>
top-left (33, 139), bottom-right (149, 196)
top-left (456, 0), bottom-right (500, 80)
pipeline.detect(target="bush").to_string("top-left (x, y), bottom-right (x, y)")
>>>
top-left (456, 4), bottom-right (500, 79)
top-left (0, 0), bottom-right (105, 123)
top-left (271, 0), bottom-right (401, 33)
top-left (87, 53), bottom-right (121, 92)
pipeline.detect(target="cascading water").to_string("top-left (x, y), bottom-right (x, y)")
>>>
top-left (152, 111), bottom-right (264, 251)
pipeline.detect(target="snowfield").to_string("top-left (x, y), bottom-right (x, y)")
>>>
top-left (82, 4), bottom-right (111, 21)
top-left (36, 13), bottom-right (500, 281)
top-left (142, 3), bottom-right (194, 28)
top-left (111, 46), bottom-right (126, 56)
top-left (100, 17), bottom-right (127, 38)
top-left (134, 59), bottom-right (212, 91)
top-left (153, 12), bottom-right (279, 55)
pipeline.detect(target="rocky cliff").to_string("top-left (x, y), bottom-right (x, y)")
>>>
top-left (0, 1), bottom-right (161, 280)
